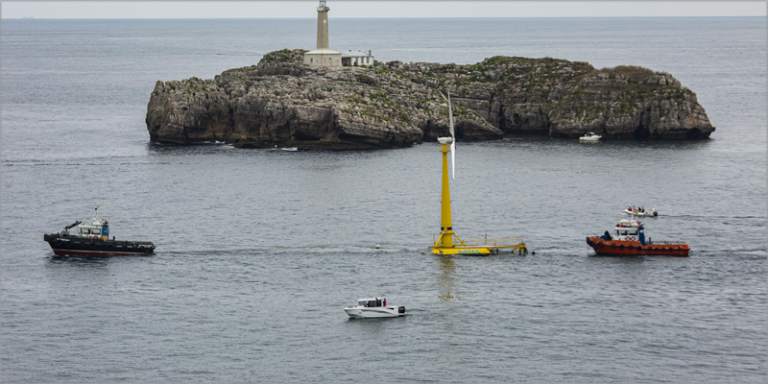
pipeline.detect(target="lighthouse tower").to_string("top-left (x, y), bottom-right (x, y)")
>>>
top-left (303, 1), bottom-right (341, 67)
top-left (316, 1), bottom-right (330, 50)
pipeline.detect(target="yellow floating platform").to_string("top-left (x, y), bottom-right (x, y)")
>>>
top-left (431, 247), bottom-right (492, 255)
top-left (430, 235), bottom-right (527, 256)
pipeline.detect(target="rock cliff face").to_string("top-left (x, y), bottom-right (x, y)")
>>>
top-left (146, 49), bottom-right (715, 148)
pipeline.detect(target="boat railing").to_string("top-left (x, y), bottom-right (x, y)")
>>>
top-left (648, 241), bottom-right (688, 245)
top-left (460, 237), bottom-right (525, 248)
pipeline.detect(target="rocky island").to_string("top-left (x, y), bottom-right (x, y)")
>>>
top-left (146, 49), bottom-right (715, 149)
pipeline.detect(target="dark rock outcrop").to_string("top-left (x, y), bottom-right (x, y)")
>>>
top-left (146, 49), bottom-right (715, 148)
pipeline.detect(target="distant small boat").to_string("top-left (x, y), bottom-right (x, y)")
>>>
top-left (624, 207), bottom-right (658, 217)
top-left (344, 297), bottom-right (405, 319)
top-left (579, 132), bottom-right (601, 142)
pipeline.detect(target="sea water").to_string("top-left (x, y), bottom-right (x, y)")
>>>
top-left (1, 17), bottom-right (766, 382)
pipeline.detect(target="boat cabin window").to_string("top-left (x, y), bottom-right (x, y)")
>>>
top-left (358, 299), bottom-right (382, 307)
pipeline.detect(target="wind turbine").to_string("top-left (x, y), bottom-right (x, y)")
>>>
top-left (429, 90), bottom-right (528, 256)
top-left (432, 90), bottom-right (467, 253)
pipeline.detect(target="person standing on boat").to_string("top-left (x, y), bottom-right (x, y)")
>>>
top-left (383, 298), bottom-right (386, 307)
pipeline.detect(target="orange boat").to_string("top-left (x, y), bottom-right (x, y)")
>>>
top-left (586, 219), bottom-right (690, 256)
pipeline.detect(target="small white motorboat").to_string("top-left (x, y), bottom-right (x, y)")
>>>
top-left (579, 132), bottom-right (602, 142)
top-left (344, 297), bottom-right (405, 319)
top-left (624, 207), bottom-right (658, 217)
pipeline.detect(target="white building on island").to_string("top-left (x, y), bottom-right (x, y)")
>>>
top-left (342, 50), bottom-right (374, 66)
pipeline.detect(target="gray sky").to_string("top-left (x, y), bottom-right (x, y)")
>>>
top-left (2, 1), bottom-right (765, 19)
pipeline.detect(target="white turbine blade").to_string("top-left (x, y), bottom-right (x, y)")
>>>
top-left (438, 90), bottom-right (448, 102)
top-left (447, 91), bottom-right (456, 179)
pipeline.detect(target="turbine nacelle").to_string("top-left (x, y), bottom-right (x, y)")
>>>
top-left (437, 137), bottom-right (454, 145)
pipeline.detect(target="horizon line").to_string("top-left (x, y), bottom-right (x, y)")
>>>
top-left (6, 15), bottom-right (764, 19)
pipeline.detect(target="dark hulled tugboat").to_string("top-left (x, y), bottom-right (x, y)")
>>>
top-left (586, 219), bottom-right (690, 256)
top-left (43, 206), bottom-right (155, 256)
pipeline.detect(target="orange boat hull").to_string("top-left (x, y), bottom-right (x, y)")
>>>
top-left (586, 237), bottom-right (690, 257)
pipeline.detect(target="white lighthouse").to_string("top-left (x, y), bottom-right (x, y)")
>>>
top-left (303, 1), bottom-right (342, 67)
